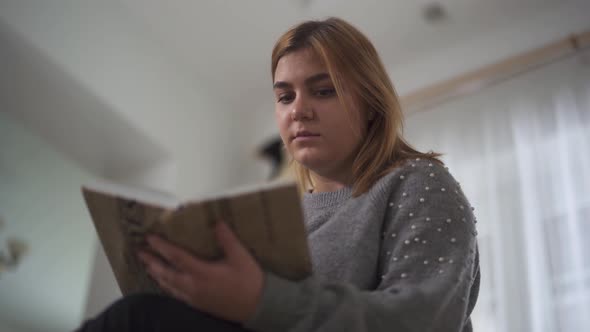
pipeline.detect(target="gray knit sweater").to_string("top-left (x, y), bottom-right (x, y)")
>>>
top-left (245, 159), bottom-right (480, 332)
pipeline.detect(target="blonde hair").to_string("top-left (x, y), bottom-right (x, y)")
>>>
top-left (271, 17), bottom-right (441, 196)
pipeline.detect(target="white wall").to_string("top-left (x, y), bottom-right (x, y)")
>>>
top-left (0, 0), bottom-right (239, 199)
top-left (0, 112), bottom-right (97, 332)
top-left (0, 20), bottom-right (173, 183)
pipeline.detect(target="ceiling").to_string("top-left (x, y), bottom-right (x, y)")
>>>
top-left (0, 20), bottom-right (170, 178)
top-left (117, 0), bottom-right (569, 113)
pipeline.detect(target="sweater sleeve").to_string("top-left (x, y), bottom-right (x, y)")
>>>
top-left (244, 163), bottom-right (480, 332)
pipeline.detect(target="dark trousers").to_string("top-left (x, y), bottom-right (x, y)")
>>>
top-left (75, 294), bottom-right (251, 332)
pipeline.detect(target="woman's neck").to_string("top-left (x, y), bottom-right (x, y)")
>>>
top-left (310, 168), bottom-right (353, 193)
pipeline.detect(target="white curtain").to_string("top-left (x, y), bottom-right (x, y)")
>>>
top-left (403, 49), bottom-right (590, 332)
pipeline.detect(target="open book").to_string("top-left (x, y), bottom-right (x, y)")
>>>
top-left (82, 181), bottom-right (312, 295)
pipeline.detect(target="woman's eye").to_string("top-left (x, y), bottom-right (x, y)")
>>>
top-left (315, 88), bottom-right (336, 97)
top-left (278, 94), bottom-right (294, 104)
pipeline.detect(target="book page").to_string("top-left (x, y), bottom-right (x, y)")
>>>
top-left (157, 183), bottom-right (311, 280)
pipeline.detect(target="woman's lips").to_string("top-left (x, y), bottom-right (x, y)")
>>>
top-left (294, 134), bottom-right (320, 141)
top-left (293, 131), bottom-right (320, 142)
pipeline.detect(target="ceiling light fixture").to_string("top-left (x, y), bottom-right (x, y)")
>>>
top-left (423, 2), bottom-right (448, 23)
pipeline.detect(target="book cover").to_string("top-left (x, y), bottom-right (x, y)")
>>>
top-left (82, 182), bottom-right (311, 295)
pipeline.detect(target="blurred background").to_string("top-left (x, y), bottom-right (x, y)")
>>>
top-left (0, 1), bottom-right (589, 331)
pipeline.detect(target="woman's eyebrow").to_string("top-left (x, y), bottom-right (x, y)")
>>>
top-left (304, 73), bottom-right (331, 85)
top-left (273, 72), bottom-right (331, 90)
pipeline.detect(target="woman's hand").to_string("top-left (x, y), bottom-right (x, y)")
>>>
top-left (137, 221), bottom-right (264, 324)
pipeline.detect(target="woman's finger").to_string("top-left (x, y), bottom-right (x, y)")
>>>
top-left (137, 249), bottom-right (172, 274)
top-left (143, 252), bottom-right (177, 282)
top-left (157, 274), bottom-right (194, 305)
top-left (215, 222), bottom-right (251, 265)
top-left (140, 250), bottom-right (198, 301)
top-left (146, 235), bottom-right (208, 273)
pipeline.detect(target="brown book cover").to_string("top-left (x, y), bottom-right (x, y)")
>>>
top-left (81, 182), bottom-right (312, 295)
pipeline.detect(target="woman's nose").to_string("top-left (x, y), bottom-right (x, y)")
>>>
top-left (291, 96), bottom-right (314, 121)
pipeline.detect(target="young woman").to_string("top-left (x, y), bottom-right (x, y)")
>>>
top-left (77, 17), bottom-right (479, 332)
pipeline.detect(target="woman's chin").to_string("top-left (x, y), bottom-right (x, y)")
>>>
top-left (292, 150), bottom-right (316, 164)
top-left (294, 153), bottom-right (330, 171)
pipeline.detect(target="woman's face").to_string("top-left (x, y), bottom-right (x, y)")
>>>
top-left (273, 48), bottom-right (367, 177)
